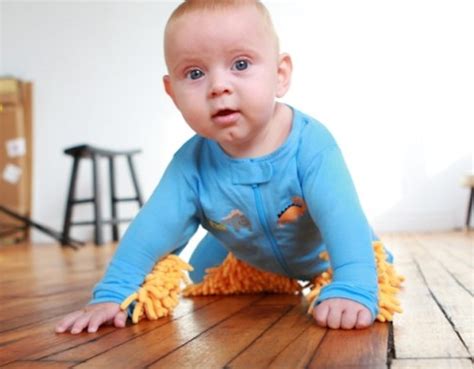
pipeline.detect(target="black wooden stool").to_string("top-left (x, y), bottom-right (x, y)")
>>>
top-left (62, 144), bottom-right (144, 245)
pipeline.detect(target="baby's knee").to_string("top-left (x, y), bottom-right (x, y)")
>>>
top-left (189, 267), bottom-right (207, 283)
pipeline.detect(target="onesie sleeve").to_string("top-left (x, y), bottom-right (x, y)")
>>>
top-left (90, 155), bottom-right (200, 305)
top-left (301, 144), bottom-right (378, 320)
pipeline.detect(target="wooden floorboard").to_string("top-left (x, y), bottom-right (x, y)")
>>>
top-left (225, 302), bottom-right (320, 369)
top-left (0, 231), bottom-right (472, 368)
top-left (307, 322), bottom-right (389, 369)
top-left (385, 233), bottom-right (472, 361)
top-left (391, 358), bottom-right (474, 369)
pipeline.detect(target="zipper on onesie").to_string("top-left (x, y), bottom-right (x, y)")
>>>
top-left (251, 184), bottom-right (293, 276)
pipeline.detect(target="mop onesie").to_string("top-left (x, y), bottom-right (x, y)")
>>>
top-left (91, 106), bottom-right (381, 320)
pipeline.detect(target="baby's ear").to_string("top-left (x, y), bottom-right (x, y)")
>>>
top-left (163, 75), bottom-right (176, 102)
top-left (276, 53), bottom-right (292, 98)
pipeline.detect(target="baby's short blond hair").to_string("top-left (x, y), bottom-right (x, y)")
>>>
top-left (165, 0), bottom-right (279, 52)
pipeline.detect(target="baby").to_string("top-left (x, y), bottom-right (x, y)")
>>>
top-left (56, 0), bottom-right (383, 334)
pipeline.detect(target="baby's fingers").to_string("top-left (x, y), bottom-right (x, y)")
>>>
top-left (113, 310), bottom-right (127, 328)
top-left (70, 312), bottom-right (93, 334)
top-left (340, 309), bottom-right (358, 330)
top-left (87, 311), bottom-right (111, 333)
top-left (326, 305), bottom-right (343, 329)
top-left (55, 311), bottom-right (85, 333)
top-left (313, 302), bottom-right (329, 327)
top-left (355, 309), bottom-right (372, 329)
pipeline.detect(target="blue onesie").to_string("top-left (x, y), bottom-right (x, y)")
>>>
top-left (91, 106), bottom-right (381, 320)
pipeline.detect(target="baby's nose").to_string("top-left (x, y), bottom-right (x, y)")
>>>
top-left (208, 72), bottom-right (232, 97)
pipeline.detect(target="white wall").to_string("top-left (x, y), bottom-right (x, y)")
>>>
top-left (1, 1), bottom-right (473, 244)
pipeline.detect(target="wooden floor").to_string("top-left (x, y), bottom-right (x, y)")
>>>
top-left (0, 232), bottom-right (472, 369)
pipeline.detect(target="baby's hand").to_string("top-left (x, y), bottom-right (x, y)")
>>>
top-left (312, 298), bottom-right (372, 330)
top-left (55, 302), bottom-right (127, 334)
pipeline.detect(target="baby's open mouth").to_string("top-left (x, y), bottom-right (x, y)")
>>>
top-left (212, 109), bottom-right (238, 118)
top-left (211, 109), bottom-right (240, 125)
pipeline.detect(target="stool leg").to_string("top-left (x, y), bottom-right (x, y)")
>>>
top-left (109, 157), bottom-right (119, 241)
top-left (466, 188), bottom-right (474, 229)
top-left (92, 154), bottom-right (104, 245)
top-left (62, 157), bottom-right (80, 246)
top-left (127, 155), bottom-right (144, 207)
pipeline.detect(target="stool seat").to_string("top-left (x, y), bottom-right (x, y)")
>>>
top-left (462, 174), bottom-right (474, 188)
top-left (62, 144), bottom-right (143, 245)
top-left (462, 174), bottom-right (474, 229)
top-left (64, 144), bottom-right (141, 158)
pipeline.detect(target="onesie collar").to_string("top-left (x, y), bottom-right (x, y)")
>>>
top-left (231, 160), bottom-right (273, 185)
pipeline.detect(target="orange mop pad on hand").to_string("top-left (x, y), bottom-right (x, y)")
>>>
top-left (120, 254), bottom-right (193, 323)
top-left (306, 241), bottom-right (405, 322)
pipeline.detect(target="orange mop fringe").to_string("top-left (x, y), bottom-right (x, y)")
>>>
top-left (183, 253), bottom-right (302, 296)
top-left (121, 241), bottom-right (404, 324)
top-left (120, 254), bottom-right (193, 323)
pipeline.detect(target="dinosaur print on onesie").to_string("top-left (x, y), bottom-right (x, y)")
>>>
top-left (277, 196), bottom-right (307, 227)
top-left (206, 209), bottom-right (252, 233)
top-left (222, 209), bottom-right (252, 232)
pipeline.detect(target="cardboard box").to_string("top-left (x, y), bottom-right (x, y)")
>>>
top-left (0, 79), bottom-right (33, 243)
top-left (0, 79), bottom-right (21, 104)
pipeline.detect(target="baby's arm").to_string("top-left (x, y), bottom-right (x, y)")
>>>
top-left (55, 152), bottom-right (200, 334)
top-left (301, 129), bottom-right (378, 329)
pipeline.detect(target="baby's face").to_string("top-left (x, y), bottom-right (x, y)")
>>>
top-left (163, 5), bottom-right (288, 156)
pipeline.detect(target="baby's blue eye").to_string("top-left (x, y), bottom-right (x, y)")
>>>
top-left (233, 59), bottom-right (249, 71)
top-left (187, 69), bottom-right (204, 80)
